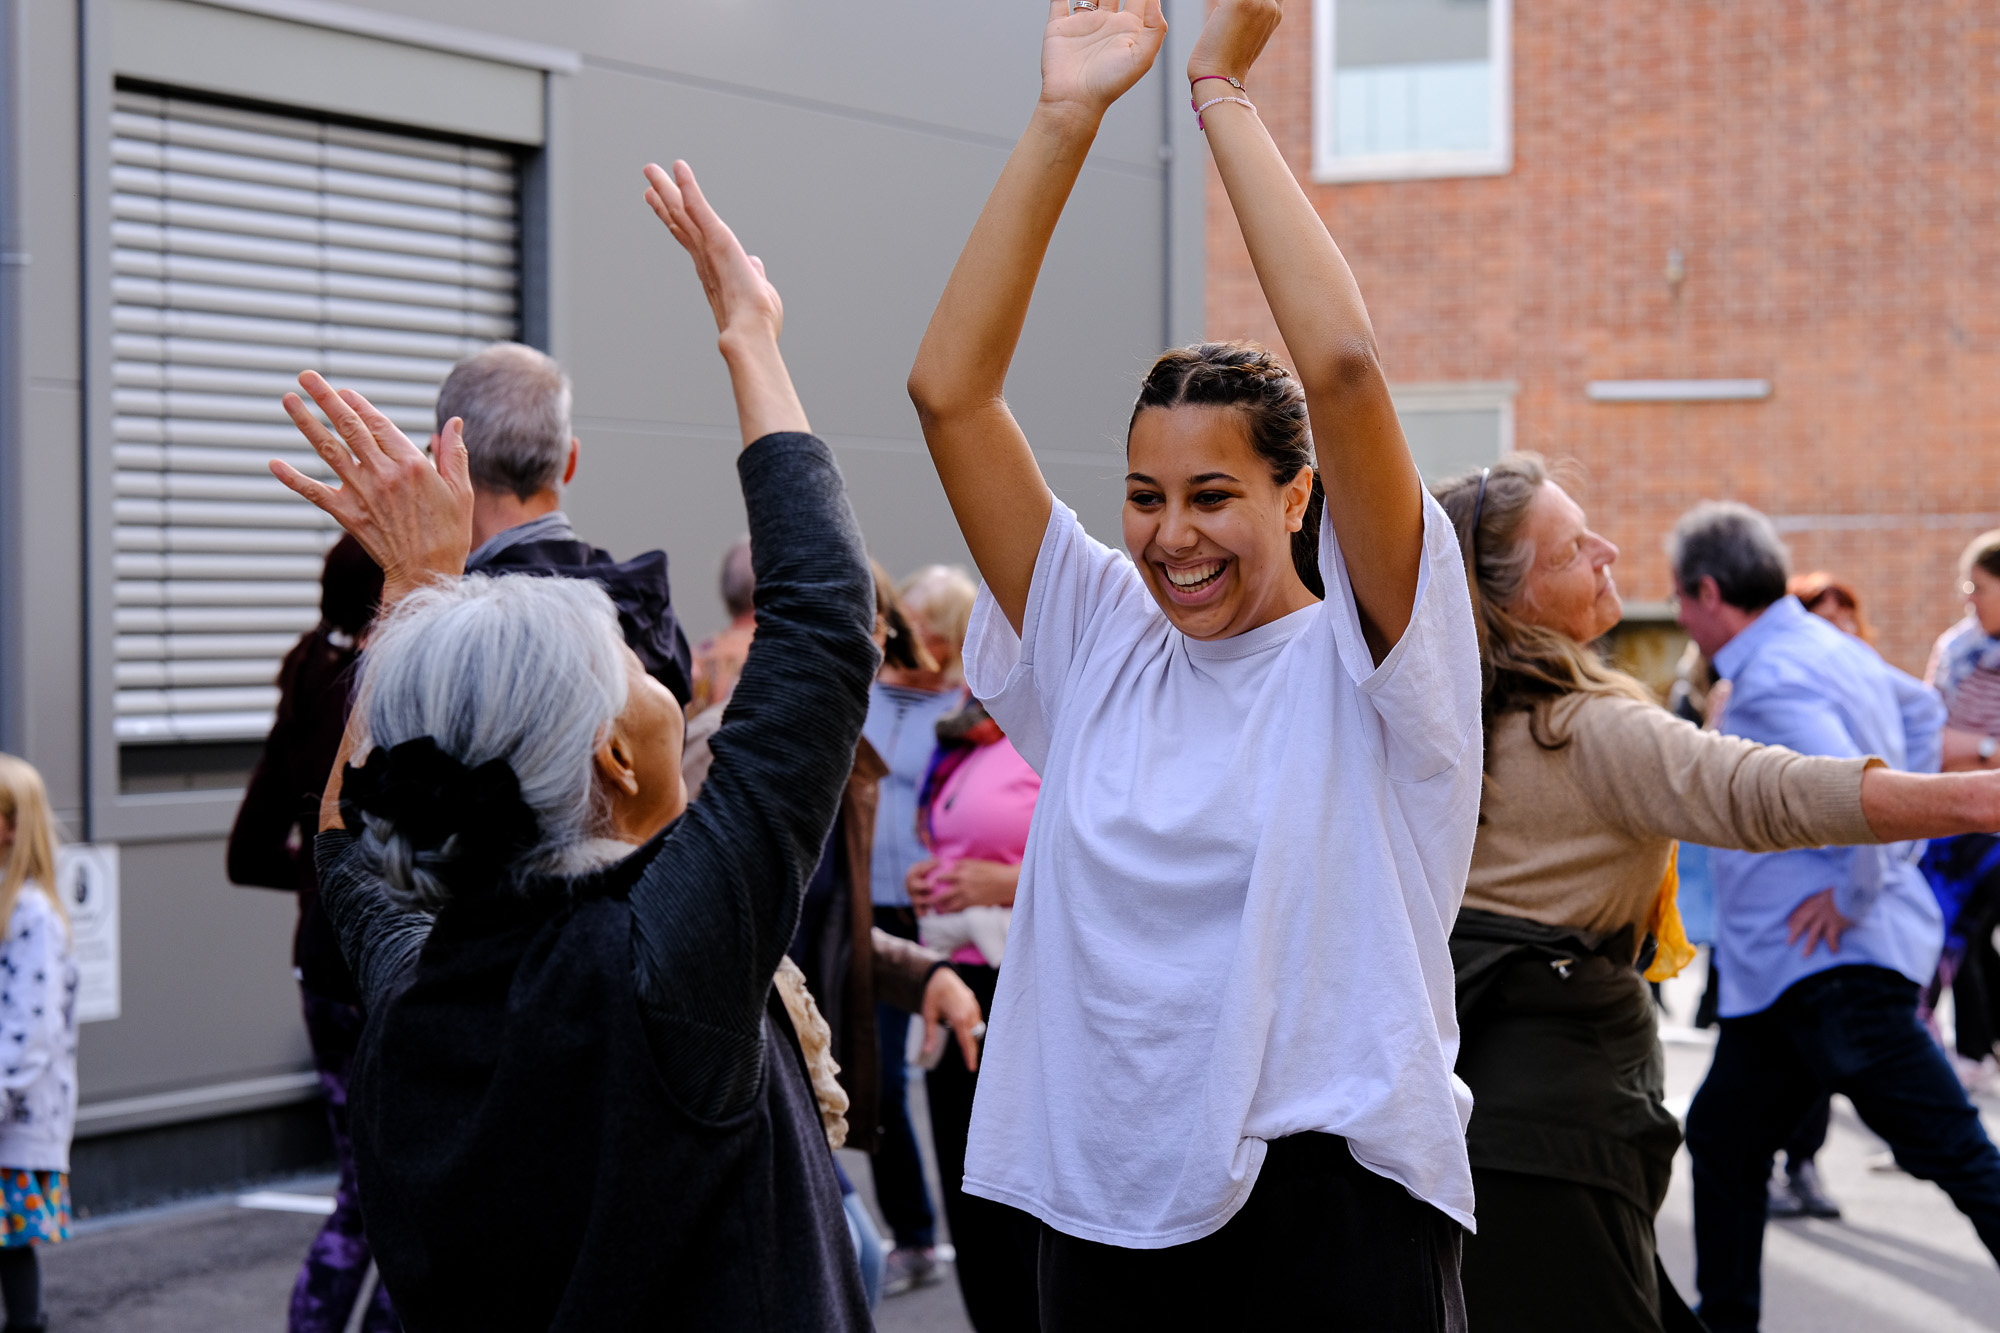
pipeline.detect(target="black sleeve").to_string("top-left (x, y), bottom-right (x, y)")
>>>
top-left (227, 637), bottom-right (315, 891)
top-left (227, 753), bottom-right (304, 891)
top-left (313, 829), bottom-right (433, 1012)
top-left (627, 433), bottom-right (878, 1122)
top-left (648, 587), bottom-right (694, 708)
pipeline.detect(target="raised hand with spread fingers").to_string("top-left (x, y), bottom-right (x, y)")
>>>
top-left (270, 371), bottom-right (474, 607)
top-left (641, 159), bottom-right (808, 449)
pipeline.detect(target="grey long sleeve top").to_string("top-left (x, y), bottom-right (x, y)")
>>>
top-left (317, 431), bottom-right (879, 1123)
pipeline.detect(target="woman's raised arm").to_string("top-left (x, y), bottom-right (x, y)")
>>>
top-left (908, 0), bottom-right (1165, 633)
top-left (643, 161), bottom-right (809, 448)
top-left (1190, 0), bottom-right (1424, 655)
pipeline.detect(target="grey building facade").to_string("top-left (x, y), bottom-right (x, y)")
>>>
top-left (0, 0), bottom-right (1207, 1208)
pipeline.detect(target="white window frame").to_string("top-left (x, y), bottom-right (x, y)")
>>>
top-left (1311, 0), bottom-right (1513, 184)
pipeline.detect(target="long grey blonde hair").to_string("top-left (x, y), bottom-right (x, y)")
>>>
top-left (350, 574), bottom-right (630, 909)
top-left (1431, 454), bottom-right (1650, 754)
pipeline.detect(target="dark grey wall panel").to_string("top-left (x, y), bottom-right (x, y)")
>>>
top-left (378, 0), bottom-right (1163, 170)
top-left (19, 384), bottom-right (86, 819)
top-left (75, 837), bottom-right (302, 1103)
top-left (14, 0), bottom-right (86, 820)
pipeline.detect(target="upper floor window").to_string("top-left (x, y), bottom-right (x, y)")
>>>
top-left (1391, 382), bottom-right (1515, 481)
top-left (1312, 0), bottom-right (1511, 182)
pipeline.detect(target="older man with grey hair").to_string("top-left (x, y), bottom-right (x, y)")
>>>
top-left (435, 341), bottom-right (692, 702)
top-left (1670, 500), bottom-right (2000, 1331)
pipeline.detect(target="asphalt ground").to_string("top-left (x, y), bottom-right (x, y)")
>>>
top-left (41, 978), bottom-right (2000, 1331)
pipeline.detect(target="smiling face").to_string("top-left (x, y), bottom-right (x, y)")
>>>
top-left (1509, 481), bottom-right (1624, 643)
top-left (1123, 405), bottom-right (1317, 640)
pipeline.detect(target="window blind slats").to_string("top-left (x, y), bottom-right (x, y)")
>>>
top-left (114, 222), bottom-right (517, 290)
top-left (117, 633), bottom-right (304, 661)
top-left (111, 165), bottom-right (519, 241)
top-left (113, 334), bottom-right (460, 382)
top-left (113, 89), bottom-right (521, 744)
top-left (115, 250), bottom-right (518, 314)
top-left (116, 305), bottom-right (490, 362)
top-left (116, 367), bottom-right (441, 409)
top-left (113, 197), bottom-right (517, 268)
top-left (111, 109), bottom-right (516, 184)
top-left (115, 525), bottom-right (341, 554)
top-left (112, 140), bottom-right (519, 218)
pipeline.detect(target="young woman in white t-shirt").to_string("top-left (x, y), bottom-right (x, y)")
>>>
top-left (906, 0), bottom-right (1483, 1325)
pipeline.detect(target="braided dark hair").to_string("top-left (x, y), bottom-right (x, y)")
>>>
top-left (1128, 342), bottom-right (1324, 598)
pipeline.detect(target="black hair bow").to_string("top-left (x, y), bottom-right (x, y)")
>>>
top-left (339, 737), bottom-right (541, 890)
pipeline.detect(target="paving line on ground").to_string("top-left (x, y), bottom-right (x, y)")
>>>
top-left (236, 1190), bottom-right (337, 1216)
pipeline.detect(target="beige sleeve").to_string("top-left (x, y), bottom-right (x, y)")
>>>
top-left (1560, 695), bottom-right (1879, 851)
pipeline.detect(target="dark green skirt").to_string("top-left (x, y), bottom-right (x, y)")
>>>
top-left (1452, 910), bottom-right (1704, 1331)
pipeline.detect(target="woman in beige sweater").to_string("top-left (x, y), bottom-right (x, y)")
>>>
top-left (1432, 455), bottom-right (2000, 1333)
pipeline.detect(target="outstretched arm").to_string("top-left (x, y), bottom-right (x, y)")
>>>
top-left (1190, 0), bottom-right (1423, 656)
top-left (908, 0), bottom-right (1166, 633)
top-left (1860, 766), bottom-right (2000, 842)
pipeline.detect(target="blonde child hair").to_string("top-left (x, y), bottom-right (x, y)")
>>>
top-left (0, 754), bottom-right (68, 938)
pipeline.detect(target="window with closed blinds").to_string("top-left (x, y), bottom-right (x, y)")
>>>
top-left (110, 88), bottom-right (520, 749)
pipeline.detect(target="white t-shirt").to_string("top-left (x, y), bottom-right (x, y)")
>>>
top-left (961, 496), bottom-right (1483, 1247)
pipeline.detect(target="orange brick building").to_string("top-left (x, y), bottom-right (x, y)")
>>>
top-left (1205, 0), bottom-right (1998, 676)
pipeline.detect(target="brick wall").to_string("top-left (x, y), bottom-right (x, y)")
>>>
top-left (1205, 0), bottom-right (1999, 673)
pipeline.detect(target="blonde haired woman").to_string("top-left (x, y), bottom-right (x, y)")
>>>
top-left (899, 565), bottom-right (978, 687)
top-left (0, 754), bottom-right (78, 1333)
top-left (1432, 456), bottom-right (2000, 1332)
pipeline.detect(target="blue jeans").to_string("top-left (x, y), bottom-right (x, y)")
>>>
top-left (843, 1192), bottom-right (889, 1309)
top-left (1687, 965), bottom-right (2000, 1331)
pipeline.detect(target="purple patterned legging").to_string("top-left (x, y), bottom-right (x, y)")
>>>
top-left (292, 987), bottom-right (400, 1333)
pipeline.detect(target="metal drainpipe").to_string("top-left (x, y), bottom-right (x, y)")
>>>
top-left (0, 0), bottom-right (23, 758)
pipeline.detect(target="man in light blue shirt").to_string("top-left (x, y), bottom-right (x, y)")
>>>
top-left (1672, 502), bottom-right (2000, 1332)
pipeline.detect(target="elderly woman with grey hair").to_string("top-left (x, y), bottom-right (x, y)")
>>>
top-left (267, 160), bottom-right (878, 1332)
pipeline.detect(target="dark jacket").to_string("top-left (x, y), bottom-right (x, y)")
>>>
top-left (227, 536), bottom-right (381, 1006)
top-left (317, 433), bottom-right (878, 1331)
top-left (788, 740), bottom-right (943, 1153)
top-left (470, 536), bottom-right (694, 706)
top-left (1451, 908), bottom-right (1681, 1215)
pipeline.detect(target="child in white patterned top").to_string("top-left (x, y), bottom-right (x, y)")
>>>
top-left (1927, 530), bottom-right (2000, 768)
top-left (0, 753), bottom-right (80, 1333)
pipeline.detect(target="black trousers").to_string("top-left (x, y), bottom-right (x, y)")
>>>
top-left (1778, 1097), bottom-right (1829, 1167)
top-left (1462, 1169), bottom-right (1706, 1333)
top-left (872, 906), bottom-right (938, 1250)
top-left (1687, 965), bottom-right (2000, 1332)
top-left (927, 964), bottom-right (1041, 1332)
top-left (1952, 870), bottom-right (2000, 1060)
top-left (1706, 956), bottom-right (1830, 1166)
top-left (1036, 1133), bottom-right (1465, 1332)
